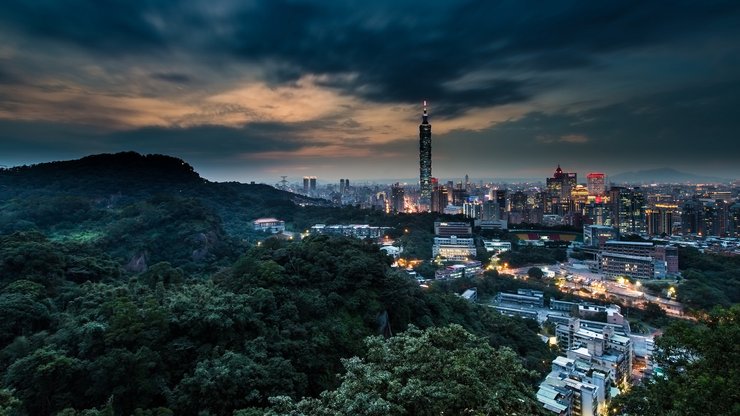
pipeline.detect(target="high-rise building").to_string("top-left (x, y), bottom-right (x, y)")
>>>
top-left (310, 177), bottom-right (317, 191)
top-left (431, 184), bottom-right (449, 213)
top-left (730, 203), bottom-right (740, 237)
top-left (587, 173), bottom-right (606, 196)
top-left (510, 191), bottom-right (527, 212)
top-left (609, 187), bottom-right (646, 235)
top-left (681, 198), bottom-right (729, 236)
top-left (546, 165), bottom-right (577, 214)
top-left (481, 200), bottom-right (499, 221)
top-left (646, 203), bottom-right (678, 236)
top-left (419, 101), bottom-right (432, 204)
top-left (339, 179), bottom-right (346, 194)
top-left (391, 183), bottom-right (405, 214)
top-left (494, 189), bottom-right (508, 219)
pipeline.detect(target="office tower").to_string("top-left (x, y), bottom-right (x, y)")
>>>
top-left (646, 203), bottom-right (678, 236)
top-left (391, 183), bottom-right (405, 214)
top-left (464, 174), bottom-right (470, 191)
top-left (310, 177), bottom-right (317, 191)
top-left (587, 173), bottom-right (606, 196)
top-left (481, 200), bottom-right (499, 221)
top-left (451, 188), bottom-right (468, 206)
top-left (584, 201), bottom-right (610, 226)
top-left (494, 189), bottom-right (508, 219)
top-left (681, 199), bottom-right (702, 235)
top-left (431, 184), bottom-right (449, 213)
top-left (339, 179), bottom-right (346, 194)
top-left (715, 199), bottom-right (730, 236)
top-left (344, 179), bottom-right (349, 191)
top-left (729, 202), bottom-right (740, 237)
top-left (609, 187), bottom-right (646, 235)
top-left (463, 200), bottom-right (481, 218)
top-left (303, 176), bottom-right (310, 194)
top-left (419, 101), bottom-right (432, 204)
top-left (510, 191), bottom-right (527, 212)
top-left (546, 164), bottom-right (577, 214)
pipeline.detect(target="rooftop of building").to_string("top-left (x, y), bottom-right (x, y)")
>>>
top-left (601, 252), bottom-right (654, 261)
top-left (604, 240), bottom-right (654, 246)
top-left (253, 218), bottom-right (283, 224)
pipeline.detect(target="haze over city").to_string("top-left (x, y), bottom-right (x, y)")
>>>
top-left (1, 1), bottom-right (739, 182)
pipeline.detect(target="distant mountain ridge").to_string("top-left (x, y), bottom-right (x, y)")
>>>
top-left (609, 168), bottom-right (731, 184)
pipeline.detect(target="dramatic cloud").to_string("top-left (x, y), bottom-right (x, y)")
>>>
top-left (0, 0), bottom-right (739, 181)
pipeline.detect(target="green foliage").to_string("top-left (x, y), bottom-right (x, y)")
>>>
top-left (610, 305), bottom-right (740, 416)
top-left (0, 388), bottom-right (21, 416)
top-left (498, 245), bottom-right (565, 268)
top-left (527, 266), bottom-right (544, 279)
top-left (260, 325), bottom-right (547, 416)
top-left (676, 247), bottom-right (740, 310)
top-left (0, 235), bottom-right (553, 415)
top-left (3, 347), bottom-right (86, 415)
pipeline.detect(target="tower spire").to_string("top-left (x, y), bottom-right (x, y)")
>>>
top-left (422, 100), bottom-right (429, 124)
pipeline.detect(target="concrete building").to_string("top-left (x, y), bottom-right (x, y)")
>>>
top-left (435, 261), bottom-right (482, 279)
top-left (432, 236), bottom-right (477, 261)
top-left (598, 240), bottom-right (678, 279)
top-left (583, 225), bottom-right (619, 248)
top-left (391, 183), bottom-right (405, 213)
top-left (603, 240), bottom-right (654, 257)
top-left (253, 218), bottom-right (285, 233)
top-left (538, 356), bottom-right (609, 416)
top-left (482, 239), bottom-right (512, 254)
top-left (434, 221), bottom-right (472, 237)
top-left (600, 252), bottom-right (655, 279)
top-left (495, 289), bottom-right (545, 308)
top-left (309, 224), bottom-right (391, 239)
top-left (555, 318), bottom-right (632, 383)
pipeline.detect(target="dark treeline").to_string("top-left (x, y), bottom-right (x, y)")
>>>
top-left (676, 247), bottom-right (740, 310)
top-left (609, 305), bottom-right (739, 416)
top-left (0, 233), bottom-right (551, 415)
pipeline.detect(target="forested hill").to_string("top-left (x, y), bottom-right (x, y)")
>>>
top-left (0, 152), bottom-right (204, 194)
top-left (0, 151), bottom-right (322, 214)
top-left (0, 152), bottom-right (329, 272)
top-left (0, 152), bottom-right (554, 415)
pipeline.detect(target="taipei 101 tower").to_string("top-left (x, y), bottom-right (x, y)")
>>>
top-left (419, 100), bottom-right (432, 206)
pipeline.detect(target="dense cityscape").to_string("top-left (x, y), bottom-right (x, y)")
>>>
top-left (245, 101), bottom-right (740, 416)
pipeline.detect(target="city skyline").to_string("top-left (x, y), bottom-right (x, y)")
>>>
top-left (1, 1), bottom-right (740, 182)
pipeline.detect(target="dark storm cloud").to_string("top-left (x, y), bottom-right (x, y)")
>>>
top-left (0, 120), bottom-right (316, 163)
top-left (0, 67), bottom-right (20, 85)
top-left (4, 1), bottom-right (739, 111)
top-left (427, 79), bottom-right (740, 176)
top-left (1, 0), bottom-right (740, 179)
top-left (150, 72), bottom-right (194, 84)
top-left (220, 0), bottom-right (740, 111)
top-left (0, 0), bottom-right (172, 53)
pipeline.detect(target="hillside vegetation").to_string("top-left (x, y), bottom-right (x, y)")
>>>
top-left (0, 153), bottom-right (550, 415)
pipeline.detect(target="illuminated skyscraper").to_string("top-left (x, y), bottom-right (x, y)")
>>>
top-left (587, 173), bottom-right (606, 196)
top-left (419, 101), bottom-right (432, 204)
top-left (545, 164), bottom-right (577, 214)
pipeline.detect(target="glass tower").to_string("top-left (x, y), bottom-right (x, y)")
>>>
top-left (419, 101), bottom-right (432, 204)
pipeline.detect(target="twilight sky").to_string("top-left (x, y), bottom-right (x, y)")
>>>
top-left (1, 0), bottom-right (739, 183)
